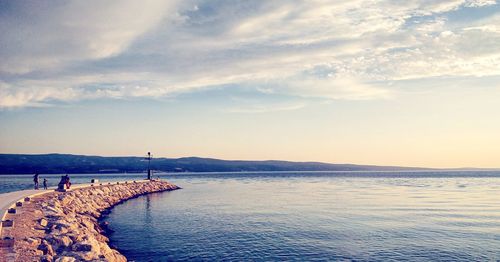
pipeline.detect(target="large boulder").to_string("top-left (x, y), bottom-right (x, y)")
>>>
top-left (53, 235), bottom-right (73, 250)
top-left (72, 237), bottom-right (100, 253)
top-left (38, 240), bottom-right (55, 256)
top-left (25, 237), bottom-right (41, 247)
top-left (39, 218), bottom-right (49, 227)
top-left (40, 254), bottom-right (54, 262)
top-left (55, 256), bottom-right (77, 262)
top-left (44, 206), bottom-right (64, 217)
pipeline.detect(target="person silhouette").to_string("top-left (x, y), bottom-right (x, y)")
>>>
top-left (33, 173), bottom-right (39, 190)
top-left (57, 175), bottom-right (67, 191)
top-left (64, 174), bottom-right (71, 189)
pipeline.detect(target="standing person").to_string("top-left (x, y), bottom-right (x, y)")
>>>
top-left (57, 175), bottom-right (66, 191)
top-left (33, 173), bottom-right (39, 190)
top-left (65, 174), bottom-right (71, 189)
top-left (43, 178), bottom-right (48, 190)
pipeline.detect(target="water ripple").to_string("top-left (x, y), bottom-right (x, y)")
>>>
top-left (95, 174), bottom-right (500, 261)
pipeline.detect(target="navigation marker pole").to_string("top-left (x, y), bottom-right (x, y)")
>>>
top-left (145, 152), bottom-right (153, 180)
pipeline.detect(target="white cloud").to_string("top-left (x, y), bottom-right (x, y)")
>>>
top-left (0, 0), bottom-right (499, 108)
top-left (0, 0), bottom-right (176, 74)
top-left (465, 0), bottom-right (497, 7)
top-left (0, 81), bottom-right (81, 108)
top-left (224, 101), bottom-right (306, 114)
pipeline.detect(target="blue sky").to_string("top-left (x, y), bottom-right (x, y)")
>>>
top-left (1, 0), bottom-right (500, 167)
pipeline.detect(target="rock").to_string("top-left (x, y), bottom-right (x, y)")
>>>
top-left (25, 237), bottom-right (40, 247)
top-left (52, 235), bottom-right (73, 250)
top-left (79, 218), bottom-right (97, 230)
top-left (53, 219), bottom-right (78, 232)
top-left (40, 218), bottom-right (49, 227)
top-left (78, 250), bottom-right (101, 261)
top-left (72, 237), bottom-right (100, 253)
top-left (40, 254), bottom-right (54, 262)
top-left (68, 233), bottom-right (85, 243)
top-left (39, 240), bottom-right (55, 256)
top-left (95, 234), bottom-right (109, 243)
top-left (59, 196), bottom-right (72, 206)
top-left (57, 227), bottom-right (69, 234)
top-left (55, 257), bottom-right (77, 262)
top-left (72, 243), bottom-right (92, 252)
top-left (44, 206), bottom-right (64, 216)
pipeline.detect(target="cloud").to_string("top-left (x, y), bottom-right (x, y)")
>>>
top-left (0, 81), bottom-right (81, 108)
top-left (0, 0), bottom-right (177, 74)
top-left (0, 0), bottom-right (499, 108)
top-left (224, 101), bottom-right (306, 114)
top-left (465, 0), bottom-right (497, 7)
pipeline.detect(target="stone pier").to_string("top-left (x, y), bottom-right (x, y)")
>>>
top-left (0, 180), bottom-right (180, 262)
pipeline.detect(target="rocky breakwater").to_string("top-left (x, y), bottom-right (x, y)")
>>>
top-left (10, 180), bottom-right (179, 262)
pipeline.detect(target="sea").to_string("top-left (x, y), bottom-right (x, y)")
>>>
top-left (1, 171), bottom-right (499, 261)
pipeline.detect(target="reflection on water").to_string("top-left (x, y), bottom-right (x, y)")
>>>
top-left (97, 174), bottom-right (500, 261)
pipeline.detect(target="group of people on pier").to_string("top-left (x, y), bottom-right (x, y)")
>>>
top-left (33, 173), bottom-right (71, 190)
top-left (33, 173), bottom-right (47, 190)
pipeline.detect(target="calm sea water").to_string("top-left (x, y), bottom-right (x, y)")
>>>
top-left (2, 172), bottom-right (500, 261)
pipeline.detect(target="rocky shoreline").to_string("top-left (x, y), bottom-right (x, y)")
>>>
top-left (5, 180), bottom-right (179, 262)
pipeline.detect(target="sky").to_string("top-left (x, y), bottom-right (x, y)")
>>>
top-left (1, 0), bottom-right (500, 168)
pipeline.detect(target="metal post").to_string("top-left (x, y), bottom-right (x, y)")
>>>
top-left (146, 152), bottom-right (152, 180)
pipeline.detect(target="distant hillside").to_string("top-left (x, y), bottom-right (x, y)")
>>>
top-left (0, 154), bottom-right (427, 174)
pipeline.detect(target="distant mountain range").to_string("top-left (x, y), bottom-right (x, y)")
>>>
top-left (0, 153), bottom-right (434, 174)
